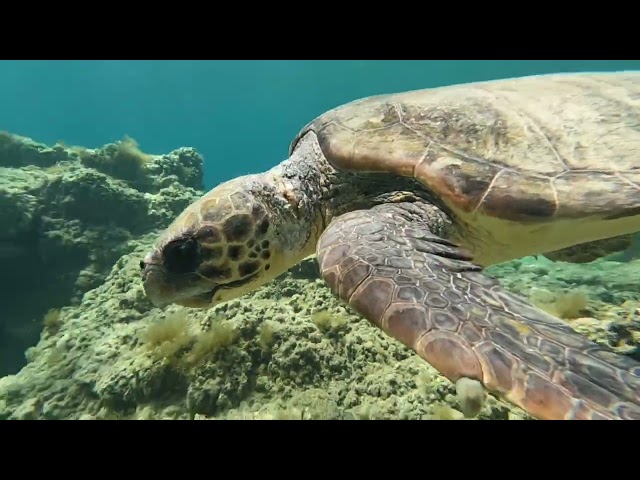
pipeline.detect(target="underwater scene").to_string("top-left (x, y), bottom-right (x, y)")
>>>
top-left (0, 60), bottom-right (639, 420)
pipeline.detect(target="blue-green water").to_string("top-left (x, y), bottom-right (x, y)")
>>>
top-left (1, 60), bottom-right (639, 188)
top-left (1, 60), bottom-right (640, 419)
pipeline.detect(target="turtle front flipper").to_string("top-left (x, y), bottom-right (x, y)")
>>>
top-left (316, 202), bottom-right (640, 420)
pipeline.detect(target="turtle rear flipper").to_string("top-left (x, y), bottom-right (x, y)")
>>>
top-left (316, 202), bottom-right (640, 420)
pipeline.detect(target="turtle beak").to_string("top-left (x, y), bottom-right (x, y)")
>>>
top-left (140, 252), bottom-right (156, 280)
top-left (140, 252), bottom-right (172, 307)
top-left (140, 251), bottom-right (213, 308)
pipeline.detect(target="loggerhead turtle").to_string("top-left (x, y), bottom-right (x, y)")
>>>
top-left (141, 72), bottom-right (640, 420)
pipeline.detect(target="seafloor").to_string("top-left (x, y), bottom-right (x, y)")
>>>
top-left (0, 132), bottom-right (638, 420)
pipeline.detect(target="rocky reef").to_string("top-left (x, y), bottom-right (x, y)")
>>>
top-left (0, 243), bottom-right (528, 420)
top-left (1, 240), bottom-right (638, 420)
top-left (0, 132), bottom-right (203, 376)
top-left (0, 132), bottom-right (638, 420)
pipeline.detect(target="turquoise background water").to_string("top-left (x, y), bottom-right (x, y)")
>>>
top-left (1, 60), bottom-right (639, 188)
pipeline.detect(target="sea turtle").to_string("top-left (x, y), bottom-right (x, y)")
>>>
top-left (140, 71), bottom-right (640, 420)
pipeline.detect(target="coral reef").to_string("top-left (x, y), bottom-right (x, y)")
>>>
top-left (0, 132), bottom-right (204, 376)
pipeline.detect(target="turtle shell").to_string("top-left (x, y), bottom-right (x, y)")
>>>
top-left (290, 72), bottom-right (640, 224)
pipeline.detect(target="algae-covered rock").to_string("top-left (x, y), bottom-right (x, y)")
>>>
top-left (3, 229), bottom-right (637, 421)
top-left (0, 244), bottom-right (530, 420)
top-left (0, 132), bottom-right (204, 376)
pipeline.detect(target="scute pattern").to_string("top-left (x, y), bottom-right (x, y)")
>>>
top-left (143, 178), bottom-right (277, 309)
top-left (295, 72), bottom-right (640, 222)
top-left (194, 199), bottom-right (273, 282)
top-left (316, 201), bottom-right (640, 420)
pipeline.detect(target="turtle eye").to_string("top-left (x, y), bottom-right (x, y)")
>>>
top-left (164, 237), bottom-right (202, 274)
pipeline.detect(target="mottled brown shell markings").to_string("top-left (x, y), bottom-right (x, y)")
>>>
top-left (479, 170), bottom-right (557, 221)
top-left (294, 72), bottom-right (640, 223)
top-left (414, 151), bottom-right (503, 215)
top-left (223, 214), bottom-right (253, 242)
top-left (554, 171), bottom-right (640, 219)
top-left (156, 181), bottom-right (275, 288)
top-left (195, 225), bottom-right (223, 244)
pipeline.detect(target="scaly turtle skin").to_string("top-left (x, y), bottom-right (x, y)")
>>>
top-left (141, 72), bottom-right (640, 420)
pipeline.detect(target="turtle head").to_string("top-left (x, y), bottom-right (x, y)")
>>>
top-left (141, 173), bottom-right (317, 309)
